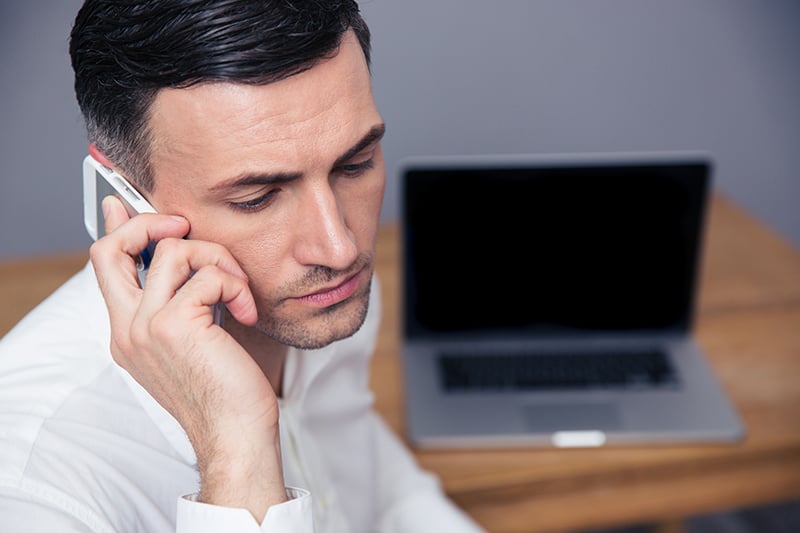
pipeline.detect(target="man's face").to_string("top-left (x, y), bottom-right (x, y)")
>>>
top-left (145, 31), bottom-right (385, 349)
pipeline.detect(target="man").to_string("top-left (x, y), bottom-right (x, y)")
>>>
top-left (0, 1), bottom-right (484, 531)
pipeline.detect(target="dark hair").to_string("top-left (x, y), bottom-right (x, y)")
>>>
top-left (70, 0), bottom-right (371, 191)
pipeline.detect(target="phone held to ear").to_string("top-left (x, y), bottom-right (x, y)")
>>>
top-left (82, 154), bottom-right (224, 326)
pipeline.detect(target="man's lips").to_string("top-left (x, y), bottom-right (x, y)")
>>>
top-left (293, 269), bottom-right (362, 307)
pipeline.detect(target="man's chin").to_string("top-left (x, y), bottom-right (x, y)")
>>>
top-left (257, 287), bottom-right (371, 350)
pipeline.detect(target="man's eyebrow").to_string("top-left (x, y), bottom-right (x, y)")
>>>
top-left (209, 171), bottom-right (302, 195)
top-left (208, 123), bottom-right (386, 196)
top-left (333, 123), bottom-right (386, 168)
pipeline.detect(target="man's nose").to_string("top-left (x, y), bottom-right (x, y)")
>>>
top-left (293, 182), bottom-right (359, 271)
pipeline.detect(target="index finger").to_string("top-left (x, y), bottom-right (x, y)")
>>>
top-left (102, 195), bottom-right (131, 236)
top-left (90, 199), bottom-right (190, 326)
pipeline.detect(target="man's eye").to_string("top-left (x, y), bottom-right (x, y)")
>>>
top-left (228, 190), bottom-right (278, 212)
top-left (338, 158), bottom-right (374, 177)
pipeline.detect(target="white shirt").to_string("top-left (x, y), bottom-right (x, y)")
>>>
top-left (0, 264), bottom-right (484, 532)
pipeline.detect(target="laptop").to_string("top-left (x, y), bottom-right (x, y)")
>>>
top-left (399, 152), bottom-right (745, 448)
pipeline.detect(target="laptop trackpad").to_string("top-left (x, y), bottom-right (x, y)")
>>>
top-left (522, 403), bottom-right (621, 432)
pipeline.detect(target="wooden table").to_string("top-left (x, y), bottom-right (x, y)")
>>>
top-left (2, 194), bottom-right (799, 532)
top-left (370, 193), bottom-right (800, 532)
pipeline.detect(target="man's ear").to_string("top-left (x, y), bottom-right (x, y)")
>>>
top-left (88, 143), bottom-right (116, 169)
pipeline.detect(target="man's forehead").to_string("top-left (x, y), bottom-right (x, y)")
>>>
top-left (150, 31), bottom-right (371, 137)
top-left (146, 33), bottom-right (379, 189)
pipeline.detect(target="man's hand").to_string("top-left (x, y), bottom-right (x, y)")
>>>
top-left (90, 195), bottom-right (287, 520)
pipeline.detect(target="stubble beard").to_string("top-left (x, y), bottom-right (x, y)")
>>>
top-left (255, 280), bottom-right (372, 350)
top-left (252, 253), bottom-right (375, 350)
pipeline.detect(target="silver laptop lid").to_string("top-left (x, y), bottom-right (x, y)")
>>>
top-left (400, 152), bottom-right (711, 343)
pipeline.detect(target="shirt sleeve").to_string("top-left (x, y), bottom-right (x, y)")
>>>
top-left (177, 487), bottom-right (313, 533)
top-left (369, 414), bottom-right (486, 533)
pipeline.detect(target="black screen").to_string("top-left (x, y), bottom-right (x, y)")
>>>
top-left (402, 160), bottom-right (709, 339)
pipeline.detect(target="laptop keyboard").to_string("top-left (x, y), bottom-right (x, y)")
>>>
top-left (439, 350), bottom-right (678, 391)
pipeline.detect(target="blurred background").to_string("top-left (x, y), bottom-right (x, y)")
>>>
top-left (1, 0), bottom-right (799, 258)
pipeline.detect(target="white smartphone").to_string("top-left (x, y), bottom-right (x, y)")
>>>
top-left (83, 154), bottom-right (224, 325)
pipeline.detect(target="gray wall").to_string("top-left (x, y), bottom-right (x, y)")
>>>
top-left (2, 0), bottom-right (799, 258)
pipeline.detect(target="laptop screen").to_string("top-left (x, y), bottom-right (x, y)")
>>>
top-left (402, 157), bottom-right (710, 340)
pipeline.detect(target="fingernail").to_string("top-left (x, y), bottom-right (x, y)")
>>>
top-left (101, 196), bottom-right (112, 220)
